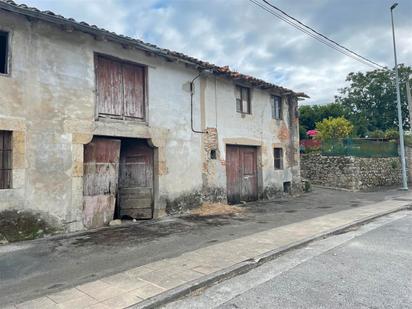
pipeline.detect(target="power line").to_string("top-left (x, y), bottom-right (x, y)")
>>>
top-left (248, 0), bottom-right (386, 69)
top-left (248, 0), bottom-right (378, 68)
top-left (262, 0), bottom-right (385, 69)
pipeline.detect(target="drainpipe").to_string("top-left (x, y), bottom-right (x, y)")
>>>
top-left (190, 69), bottom-right (213, 134)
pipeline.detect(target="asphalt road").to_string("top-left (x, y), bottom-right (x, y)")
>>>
top-left (165, 210), bottom-right (412, 309)
top-left (0, 187), bottom-right (407, 305)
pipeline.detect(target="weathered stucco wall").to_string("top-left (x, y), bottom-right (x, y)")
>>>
top-left (301, 154), bottom-right (401, 191)
top-left (0, 11), bottom-right (301, 231)
top-left (200, 76), bottom-right (301, 201)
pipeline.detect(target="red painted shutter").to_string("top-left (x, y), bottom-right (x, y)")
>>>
top-left (96, 57), bottom-right (123, 117)
top-left (123, 63), bottom-right (145, 119)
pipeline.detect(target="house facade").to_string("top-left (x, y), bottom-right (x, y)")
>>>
top-left (0, 0), bottom-right (307, 232)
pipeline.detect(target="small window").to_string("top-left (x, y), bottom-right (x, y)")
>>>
top-left (235, 85), bottom-right (251, 114)
top-left (283, 181), bottom-right (291, 194)
top-left (0, 31), bottom-right (9, 74)
top-left (272, 96), bottom-right (282, 120)
top-left (274, 148), bottom-right (283, 170)
top-left (0, 131), bottom-right (12, 189)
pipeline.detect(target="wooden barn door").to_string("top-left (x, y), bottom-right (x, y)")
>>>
top-left (83, 137), bottom-right (121, 228)
top-left (240, 147), bottom-right (258, 201)
top-left (118, 139), bottom-right (153, 219)
top-left (226, 145), bottom-right (258, 204)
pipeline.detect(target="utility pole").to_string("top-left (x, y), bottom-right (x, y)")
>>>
top-left (390, 3), bottom-right (408, 190)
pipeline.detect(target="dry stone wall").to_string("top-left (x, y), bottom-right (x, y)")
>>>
top-left (301, 153), bottom-right (401, 191)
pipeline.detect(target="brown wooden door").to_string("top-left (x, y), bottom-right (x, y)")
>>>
top-left (83, 137), bottom-right (121, 228)
top-left (118, 139), bottom-right (153, 219)
top-left (226, 145), bottom-right (258, 204)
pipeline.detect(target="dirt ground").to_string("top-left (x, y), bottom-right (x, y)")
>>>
top-left (190, 202), bottom-right (245, 216)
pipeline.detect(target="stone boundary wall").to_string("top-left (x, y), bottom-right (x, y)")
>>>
top-left (406, 147), bottom-right (412, 183)
top-left (301, 154), bottom-right (401, 191)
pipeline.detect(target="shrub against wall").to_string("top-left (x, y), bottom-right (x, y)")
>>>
top-left (315, 117), bottom-right (353, 141)
top-left (300, 139), bottom-right (321, 153)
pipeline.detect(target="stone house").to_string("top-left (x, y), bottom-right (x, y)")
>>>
top-left (0, 0), bottom-right (307, 232)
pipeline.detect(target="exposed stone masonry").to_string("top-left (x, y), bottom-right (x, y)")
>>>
top-left (301, 153), bottom-right (402, 191)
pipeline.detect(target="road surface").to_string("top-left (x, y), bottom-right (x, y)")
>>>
top-left (1, 188), bottom-right (403, 305)
top-left (165, 210), bottom-right (412, 309)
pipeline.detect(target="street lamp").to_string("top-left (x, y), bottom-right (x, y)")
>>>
top-left (390, 3), bottom-right (408, 190)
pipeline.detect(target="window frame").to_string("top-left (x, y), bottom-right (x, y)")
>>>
top-left (271, 95), bottom-right (282, 120)
top-left (94, 53), bottom-right (148, 123)
top-left (274, 147), bottom-right (283, 170)
top-left (0, 130), bottom-right (12, 189)
top-left (235, 85), bottom-right (251, 114)
top-left (0, 30), bottom-right (10, 76)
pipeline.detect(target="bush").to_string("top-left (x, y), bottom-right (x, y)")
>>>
top-left (384, 128), bottom-right (399, 140)
top-left (404, 132), bottom-right (412, 147)
top-left (299, 125), bottom-right (308, 140)
top-left (300, 139), bottom-right (321, 153)
top-left (315, 117), bottom-right (353, 141)
top-left (368, 129), bottom-right (384, 138)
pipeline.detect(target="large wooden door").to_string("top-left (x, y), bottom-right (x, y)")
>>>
top-left (118, 139), bottom-right (153, 219)
top-left (226, 145), bottom-right (258, 204)
top-left (83, 137), bottom-right (121, 228)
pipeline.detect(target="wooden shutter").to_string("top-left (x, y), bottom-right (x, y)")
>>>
top-left (274, 148), bottom-right (283, 170)
top-left (0, 131), bottom-right (12, 189)
top-left (235, 86), bottom-right (242, 113)
top-left (123, 63), bottom-right (145, 119)
top-left (271, 96), bottom-right (276, 119)
top-left (241, 87), bottom-right (249, 113)
top-left (96, 57), bottom-right (123, 117)
top-left (272, 96), bottom-right (282, 119)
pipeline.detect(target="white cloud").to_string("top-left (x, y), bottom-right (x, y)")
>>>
top-left (22, 0), bottom-right (128, 33)
top-left (18, 0), bottom-right (412, 104)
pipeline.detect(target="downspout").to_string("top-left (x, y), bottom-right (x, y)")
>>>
top-left (190, 70), bottom-right (212, 134)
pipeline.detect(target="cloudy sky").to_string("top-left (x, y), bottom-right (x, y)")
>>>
top-left (20, 0), bottom-right (412, 104)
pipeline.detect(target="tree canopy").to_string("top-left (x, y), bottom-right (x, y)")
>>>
top-left (335, 64), bottom-right (412, 135)
top-left (299, 65), bottom-right (412, 139)
top-left (299, 103), bottom-right (347, 139)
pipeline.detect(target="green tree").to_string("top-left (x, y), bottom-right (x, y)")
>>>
top-left (299, 103), bottom-right (347, 139)
top-left (335, 64), bottom-right (412, 133)
top-left (315, 117), bottom-right (353, 141)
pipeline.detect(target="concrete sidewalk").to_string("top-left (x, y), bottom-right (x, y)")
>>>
top-left (11, 195), bottom-right (412, 309)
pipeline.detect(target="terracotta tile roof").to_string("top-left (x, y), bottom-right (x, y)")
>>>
top-left (0, 0), bottom-right (308, 98)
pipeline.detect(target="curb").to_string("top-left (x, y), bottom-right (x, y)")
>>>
top-left (129, 204), bottom-right (411, 309)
